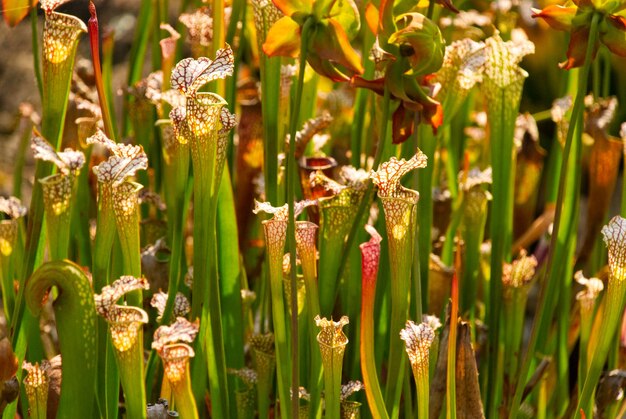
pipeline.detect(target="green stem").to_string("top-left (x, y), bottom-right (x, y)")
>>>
top-left (264, 219), bottom-right (291, 419)
top-left (30, 6), bottom-right (42, 99)
top-left (417, 126), bottom-right (436, 312)
top-left (92, 189), bottom-right (118, 419)
top-left (503, 288), bottom-right (529, 397)
top-left (40, 174), bottom-right (76, 261)
top-left (296, 221), bottom-right (323, 419)
top-left (188, 93), bottom-right (230, 418)
top-left (115, 332), bottom-right (148, 419)
top-left (576, 280), bottom-right (625, 417)
top-left (124, 0), bottom-right (153, 136)
top-left (333, 86), bottom-right (391, 307)
top-left (0, 238), bottom-right (15, 326)
top-left (509, 13), bottom-right (600, 418)
top-left (286, 18), bottom-right (314, 419)
top-left (25, 261), bottom-right (97, 419)
top-left (578, 303), bottom-right (593, 390)
top-left (70, 145), bottom-right (93, 267)
top-left (171, 372), bottom-right (198, 419)
top-left (461, 218), bottom-right (486, 326)
top-left (415, 362), bottom-right (429, 419)
top-left (12, 10), bottom-right (86, 342)
top-left (383, 196), bottom-right (417, 418)
top-left (218, 167), bottom-right (246, 419)
top-left (12, 122), bottom-right (32, 200)
top-left (115, 182), bottom-right (144, 306)
top-left (159, 131), bottom-right (190, 325)
top-left (486, 60), bottom-right (523, 418)
top-left (447, 266), bottom-right (458, 419)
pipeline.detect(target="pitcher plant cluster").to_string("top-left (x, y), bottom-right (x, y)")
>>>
top-left (1, 0), bottom-right (626, 417)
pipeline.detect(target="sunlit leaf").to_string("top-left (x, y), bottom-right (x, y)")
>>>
top-left (152, 317), bottom-right (199, 352)
top-left (2, 0), bottom-right (37, 27)
top-left (262, 16), bottom-right (302, 58)
top-left (179, 7), bottom-right (212, 47)
top-left (0, 196), bottom-right (27, 219)
top-left (170, 46), bottom-right (234, 95)
top-left (370, 148), bottom-right (427, 199)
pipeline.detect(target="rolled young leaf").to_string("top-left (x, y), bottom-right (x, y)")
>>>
top-left (25, 261), bottom-right (97, 419)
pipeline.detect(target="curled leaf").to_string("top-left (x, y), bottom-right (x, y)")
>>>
top-left (602, 216), bottom-right (626, 282)
top-left (370, 148), bottom-right (427, 200)
top-left (400, 320), bottom-right (436, 376)
top-left (341, 380), bottom-right (364, 400)
top-left (253, 199), bottom-right (318, 221)
top-left (502, 249), bottom-right (537, 289)
top-left (88, 130), bottom-right (148, 185)
top-left (152, 317), bottom-right (199, 352)
top-left (150, 292), bottom-right (190, 322)
top-left (315, 315), bottom-right (349, 351)
top-left (31, 135), bottom-right (85, 175)
top-left (179, 7), bottom-right (213, 48)
top-left (574, 271), bottom-right (604, 310)
top-left (95, 276), bottom-right (150, 317)
top-left (388, 13), bottom-right (445, 76)
top-left (0, 197), bottom-right (27, 219)
top-left (42, 9), bottom-right (88, 64)
top-left (170, 46), bottom-right (234, 95)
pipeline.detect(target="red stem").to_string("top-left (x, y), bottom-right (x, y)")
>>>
top-left (88, 2), bottom-right (115, 140)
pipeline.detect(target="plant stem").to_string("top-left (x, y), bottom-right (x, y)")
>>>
top-left (360, 246), bottom-right (389, 419)
top-left (296, 221), bottom-right (323, 419)
top-left (286, 18), bottom-right (313, 419)
top-left (509, 13), bottom-right (600, 417)
top-left (30, 7), bottom-right (42, 99)
top-left (446, 252), bottom-right (459, 419)
top-left (417, 125), bottom-right (436, 312)
top-left (88, 2), bottom-right (116, 140)
top-left (334, 85), bottom-right (391, 306)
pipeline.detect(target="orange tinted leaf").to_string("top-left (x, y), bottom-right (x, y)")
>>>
top-left (312, 20), bottom-right (364, 75)
top-left (2, 0), bottom-right (37, 26)
top-left (600, 15), bottom-right (626, 57)
top-left (307, 52), bottom-right (351, 82)
top-left (560, 25), bottom-right (594, 69)
top-left (262, 16), bottom-right (301, 57)
top-left (272, 0), bottom-right (312, 16)
top-left (325, 0), bottom-right (360, 38)
top-left (365, 2), bottom-right (379, 34)
top-left (392, 102), bottom-right (415, 144)
top-left (531, 5), bottom-right (576, 31)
